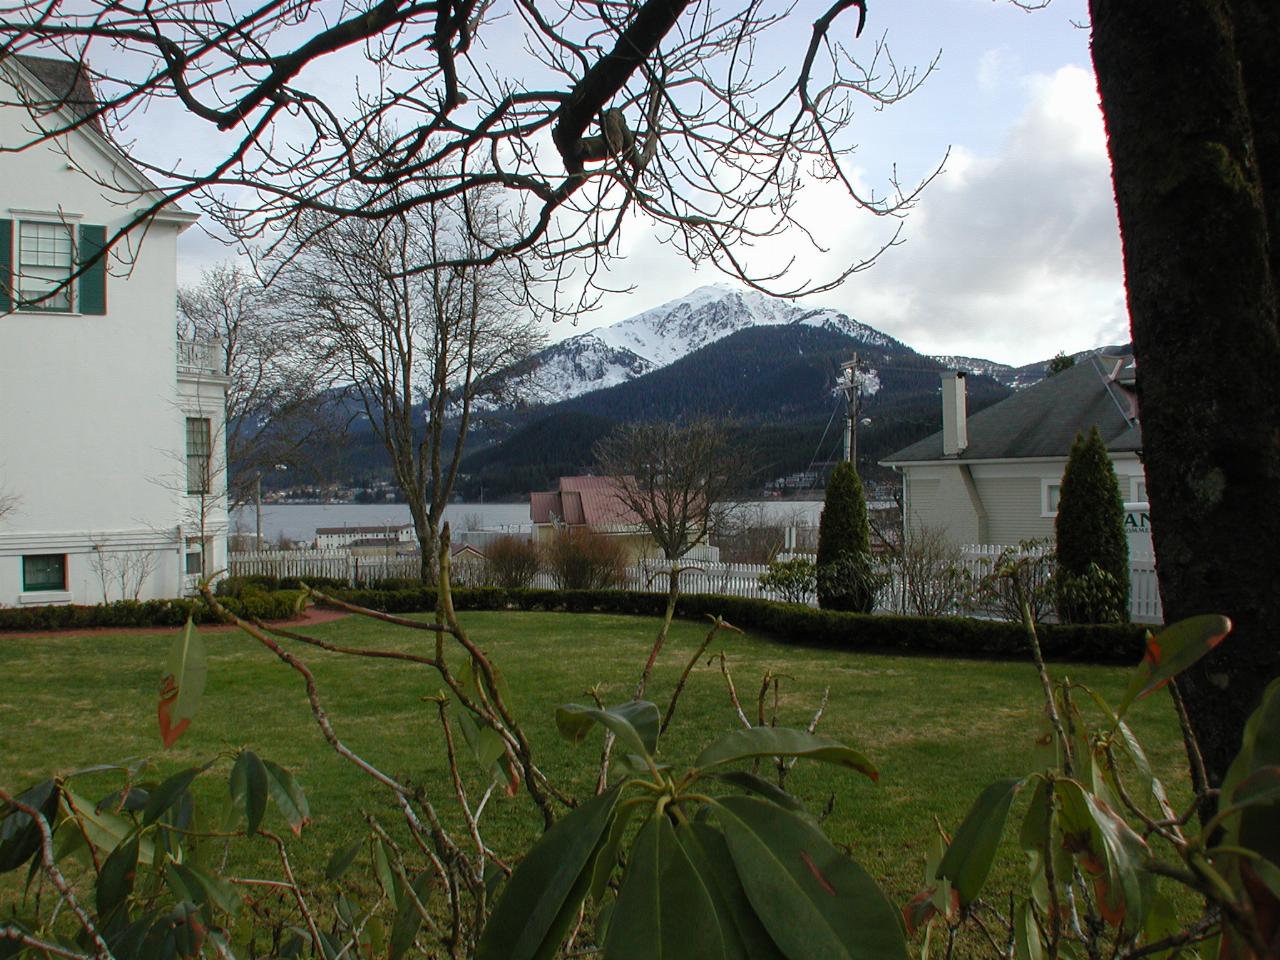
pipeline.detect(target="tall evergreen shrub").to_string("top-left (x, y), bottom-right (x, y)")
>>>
top-left (816, 461), bottom-right (876, 611)
top-left (1054, 426), bottom-right (1130, 622)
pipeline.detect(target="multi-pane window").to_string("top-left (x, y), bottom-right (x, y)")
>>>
top-left (185, 541), bottom-right (204, 576)
top-left (22, 554), bottom-right (66, 591)
top-left (18, 221), bottom-right (74, 311)
top-left (185, 417), bottom-right (212, 494)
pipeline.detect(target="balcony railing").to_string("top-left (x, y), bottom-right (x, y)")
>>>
top-left (177, 339), bottom-right (224, 376)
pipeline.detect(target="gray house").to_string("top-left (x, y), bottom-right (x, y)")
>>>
top-left (881, 353), bottom-right (1146, 548)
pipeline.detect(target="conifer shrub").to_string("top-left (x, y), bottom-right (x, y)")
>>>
top-left (1055, 426), bottom-right (1130, 622)
top-left (815, 460), bottom-right (877, 612)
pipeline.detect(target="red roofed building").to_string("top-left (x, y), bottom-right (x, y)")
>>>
top-left (529, 475), bottom-right (719, 561)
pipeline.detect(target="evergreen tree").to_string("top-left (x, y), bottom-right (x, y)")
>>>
top-left (816, 461), bottom-right (877, 612)
top-left (1047, 352), bottom-right (1076, 376)
top-left (1054, 427), bottom-right (1130, 622)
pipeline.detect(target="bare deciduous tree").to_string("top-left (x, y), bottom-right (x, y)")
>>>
top-left (595, 418), bottom-right (747, 695)
top-left (594, 419), bottom-right (743, 564)
top-left (273, 189), bottom-right (545, 581)
top-left (178, 262), bottom-right (342, 511)
top-left (0, 0), bottom-right (936, 310)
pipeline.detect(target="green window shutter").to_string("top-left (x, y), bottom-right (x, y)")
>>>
top-left (0, 219), bottom-right (12, 313)
top-left (78, 224), bottom-right (107, 315)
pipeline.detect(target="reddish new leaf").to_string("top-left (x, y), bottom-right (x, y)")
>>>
top-left (158, 674), bottom-right (191, 749)
top-left (1117, 615), bottom-right (1231, 717)
top-left (157, 617), bottom-right (206, 748)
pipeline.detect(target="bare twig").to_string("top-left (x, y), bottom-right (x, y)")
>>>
top-left (0, 790), bottom-right (112, 960)
top-left (661, 615), bottom-right (741, 734)
top-left (716, 653), bottom-right (753, 729)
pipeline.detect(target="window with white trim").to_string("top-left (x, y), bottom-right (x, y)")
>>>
top-left (17, 220), bottom-right (74, 311)
top-left (1041, 479), bottom-right (1062, 517)
top-left (1130, 477), bottom-right (1147, 502)
top-left (185, 539), bottom-right (204, 576)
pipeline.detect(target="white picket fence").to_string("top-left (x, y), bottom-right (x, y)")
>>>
top-left (229, 550), bottom-right (421, 583)
top-left (954, 543), bottom-right (1163, 625)
top-left (229, 545), bottom-right (1164, 624)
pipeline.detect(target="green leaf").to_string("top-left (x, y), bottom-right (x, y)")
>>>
top-left (1140, 892), bottom-right (1182, 960)
top-left (712, 796), bottom-right (906, 960)
top-left (0, 780), bottom-right (58, 874)
top-left (458, 710), bottom-right (508, 775)
top-left (694, 727), bottom-right (877, 782)
top-left (1013, 900), bottom-right (1045, 960)
top-left (603, 815), bottom-right (725, 960)
top-left (325, 840), bottom-right (364, 881)
top-left (1117, 615), bottom-right (1231, 716)
top-left (97, 835), bottom-right (140, 921)
top-left (589, 799), bottom-right (638, 904)
top-left (165, 861), bottom-right (241, 921)
top-left (388, 870), bottom-right (434, 960)
top-left (936, 778), bottom-right (1022, 908)
top-left (63, 789), bottom-right (156, 865)
top-left (704, 771), bottom-right (805, 813)
top-left (262, 759), bottom-right (310, 836)
top-left (676, 821), bottom-right (786, 960)
top-left (1058, 781), bottom-right (1151, 930)
top-left (556, 702), bottom-right (657, 760)
top-left (230, 751), bottom-right (269, 835)
top-left (477, 787), bottom-right (620, 960)
top-left (159, 617), bottom-right (207, 748)
top-left (1231, 766), bottom-right (1280, 809)
top-left (1219, 677), bottom-right (1280, 865)
top-left (143, 767), bottom-right (201, 827)
top-left (373, 838), bottom-right (400, 908)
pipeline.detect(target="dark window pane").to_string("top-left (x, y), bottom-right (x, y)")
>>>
top-left (23, 554), bottom-right (66, 591)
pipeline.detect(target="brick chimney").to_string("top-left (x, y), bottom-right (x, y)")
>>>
top-left (941, 371), bottom-right (968, 456)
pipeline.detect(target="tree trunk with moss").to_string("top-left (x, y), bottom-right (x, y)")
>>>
top-left (1089, 0), bottom-right (1280, 787)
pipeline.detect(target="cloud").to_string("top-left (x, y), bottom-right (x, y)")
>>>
top-left (822, 64), bottom-right (1127, 364)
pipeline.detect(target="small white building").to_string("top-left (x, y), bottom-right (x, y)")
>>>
top-left (881, 354), bottom-right (1147, 550)
top-left (314, 524), bottom-right (416, 551)
top-left (0, 55), bottom-right (229, 606)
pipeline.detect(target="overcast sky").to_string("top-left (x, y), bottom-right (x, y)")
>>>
top-left (175, 0), bottom-right (1126, 367)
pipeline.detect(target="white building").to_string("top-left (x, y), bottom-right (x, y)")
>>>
top-left (314, 524), bottom-right (416, 551)
top-left (0, 55), bottom-right (229, 606)
top-left (881, 354), bottom-right (1149, 554)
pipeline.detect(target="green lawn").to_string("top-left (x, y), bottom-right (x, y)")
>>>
top-left (0, 610), bottom-right (1192, 949)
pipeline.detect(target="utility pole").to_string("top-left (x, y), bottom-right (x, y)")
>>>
top-left (840, 354), bottom-right (860, 466)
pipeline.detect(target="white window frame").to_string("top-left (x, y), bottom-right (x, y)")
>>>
top-left (1041, 478), bottom-right (1062, 518)
top-left (184, 539), bottom-right (205, 577)
top-left (10, 211), bottom-right (82, 314)
top-left (1130, 477), bottom-right (1148, 503)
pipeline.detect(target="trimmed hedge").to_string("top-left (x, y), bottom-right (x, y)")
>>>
top-left (319, 586), bottom-right (1150, 665)
top-left (0, 591), bottom-right (304, 633)
top-left (3, 581), bottom-right (1150, 663)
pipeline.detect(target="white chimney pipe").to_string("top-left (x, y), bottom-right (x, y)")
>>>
top-left (942, 371), bottom-right (968, 456)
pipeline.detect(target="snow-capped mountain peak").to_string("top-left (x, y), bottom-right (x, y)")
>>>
top-left (512, 285), bottom-right (902, 404)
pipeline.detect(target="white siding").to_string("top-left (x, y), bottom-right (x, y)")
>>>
top-left (0, 64), bottom-right (220, 605)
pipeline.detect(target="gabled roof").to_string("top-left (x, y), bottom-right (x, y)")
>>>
top-left (530, 475), bottom-right (641, 527)
top-left (11, 55), bottom-right (102, 131)
top-left (882, 353), bottom-right (1142, 465)
top-left (1, 54), bottom-right (197, 226)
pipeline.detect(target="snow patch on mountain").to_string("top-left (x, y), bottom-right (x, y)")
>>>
top-left (932, 355), bottom-right (1018, 384)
